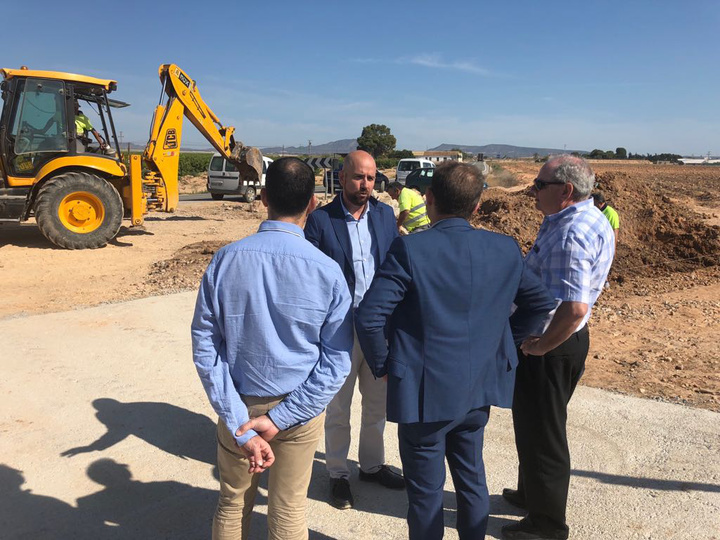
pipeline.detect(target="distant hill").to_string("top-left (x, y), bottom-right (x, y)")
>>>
top-left (123, 139), bottom-right (588, 158)
top-left (261, 139), bottom-right (358, 155)
top-left (430, 143), bottom-right (588, 158)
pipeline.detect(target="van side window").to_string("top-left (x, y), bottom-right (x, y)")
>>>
top-left (209, 156), bottom-right (224, 171)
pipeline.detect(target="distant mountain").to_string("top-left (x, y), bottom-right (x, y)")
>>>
top-left (261, 139), bottom-right (358, 155)
top-left (430, 143), bottom-right (588, 158)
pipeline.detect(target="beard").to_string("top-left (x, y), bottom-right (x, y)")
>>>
top-left (345, 188), bottom-right (370, 206)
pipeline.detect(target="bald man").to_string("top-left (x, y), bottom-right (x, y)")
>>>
top-left (305, 150), bottom-right (404, 509)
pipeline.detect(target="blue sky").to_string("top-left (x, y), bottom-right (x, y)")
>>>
top-left (4, 0), bottom-right (718, 155)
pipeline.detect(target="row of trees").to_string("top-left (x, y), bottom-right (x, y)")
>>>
top-left (587, 148), bottom-right (682, 163)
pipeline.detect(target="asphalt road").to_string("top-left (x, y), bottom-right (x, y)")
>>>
top-left (180, 185), bottom-right (330, 203)
top-left (1, 292), bottom-right (719, 539)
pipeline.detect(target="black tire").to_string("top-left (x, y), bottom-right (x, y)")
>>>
top-left (244, 186), bottom-right (257, 203)
top-left (211, 193), bottom-right (225, 200)
top-left (35, 171), bottom-right (123, 249)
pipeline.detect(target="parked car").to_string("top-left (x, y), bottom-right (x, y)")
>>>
top-left (405, 166), bottom-right (488, 196)
top-left (207, 154), bottom-right (273, 202)
top-left (404, 167), bottom-right (435, 195)
top-left (396, 158), bottom-right (435, 184)
top-left (323, 168), bottom-right (388, 193)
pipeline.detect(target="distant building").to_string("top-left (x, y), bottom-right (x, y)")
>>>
top-left (678, 156), bottom-right (720, 165)
top-left (412, 150), bottom-right (464, 163)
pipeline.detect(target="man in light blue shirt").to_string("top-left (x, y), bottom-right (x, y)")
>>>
top-left (192, 157), bottom-right (353, 540)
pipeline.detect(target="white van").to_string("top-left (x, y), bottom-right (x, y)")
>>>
top-left (396, 158), bottom-right (435, 184)
top-left (207, 154), bottom-right (273, 202)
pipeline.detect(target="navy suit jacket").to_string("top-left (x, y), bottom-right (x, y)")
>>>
top-left (304, 195), bottom-right (398, 298)
top-left (355, 218), bottom-right (556, 424)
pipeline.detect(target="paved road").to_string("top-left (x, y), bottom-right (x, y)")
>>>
top-left (1, 293), bottom-right (718, 539)
top-left (180, 185), bottom-right (330, 203)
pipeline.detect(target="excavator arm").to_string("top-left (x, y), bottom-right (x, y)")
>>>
top-left (130, 64), bottom-right (262, 223)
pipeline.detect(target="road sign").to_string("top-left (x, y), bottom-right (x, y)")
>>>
top-left (304, 157), bottom-right (334, 169)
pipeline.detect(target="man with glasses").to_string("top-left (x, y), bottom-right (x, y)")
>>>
top-left (502, 155), bottom-right (615, 540)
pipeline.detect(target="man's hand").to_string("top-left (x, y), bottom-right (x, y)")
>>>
top-left (238, 435), bottom-right (275, 474)
top-left (520, 336), bottom-right (544, 356)
top-left (237, 415), bottom-right (280, 442)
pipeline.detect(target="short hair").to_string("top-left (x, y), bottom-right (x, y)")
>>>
top-left (591, 192), bottom-right (606, 204)
top-left (387, 181), bottom-right (404, 192)
top-left (265, 157), bottom-right (315, 217)
top-left (545, 155), bottom-right (595, 201)
top-left (429, 162), bottom-right (484, 219)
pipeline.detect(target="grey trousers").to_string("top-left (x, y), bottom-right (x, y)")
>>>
top-left (324, 331), bottom-right (387, 479)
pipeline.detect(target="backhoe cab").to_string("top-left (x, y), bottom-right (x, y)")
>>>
top-left (0, 64), bottom-right (262, 249)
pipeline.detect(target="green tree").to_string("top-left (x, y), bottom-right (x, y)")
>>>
top-left (357, 124), bottom-right (396, 158)
top-left (615, 147), bottom-right (628, 159)
top-left (389, 149), bottom-right (415, 159)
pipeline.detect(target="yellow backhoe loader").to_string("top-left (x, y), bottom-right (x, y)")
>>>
top-left (0, 64), bottom-right (262, 249)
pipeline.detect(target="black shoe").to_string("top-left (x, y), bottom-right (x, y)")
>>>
top-left (502, 487), bottom-right (527, 509)
top-left (358, 464), bottom-right (406, 489)
top-left (329, 478), bottom-right (354, 509)
top-left (501, 517), bottom-right (569, 540)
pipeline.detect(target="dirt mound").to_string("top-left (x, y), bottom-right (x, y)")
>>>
top-left (471, 172), bottom-right (720, 297)
top-left (145, 240), bottom-right (230, 292)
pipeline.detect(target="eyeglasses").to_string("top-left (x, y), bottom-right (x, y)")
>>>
top-left (533, 178), bottom-right (566, 191)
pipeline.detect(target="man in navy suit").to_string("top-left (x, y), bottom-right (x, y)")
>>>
top-left (305, 150), bottom-right (404, 510)
top-left (355, 162), bottom-right (555, 539)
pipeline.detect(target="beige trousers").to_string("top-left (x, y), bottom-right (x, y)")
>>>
top-left (324, 331), bottom-right (387, 479)
top-left (212, 396), bottom-right (324, 540)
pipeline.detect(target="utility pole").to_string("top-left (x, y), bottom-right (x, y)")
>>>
top-left (308, 140), bottom-right (312, 156)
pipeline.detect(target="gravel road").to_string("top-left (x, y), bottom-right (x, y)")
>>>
top-left (1, 292), bottom-right (718, 539)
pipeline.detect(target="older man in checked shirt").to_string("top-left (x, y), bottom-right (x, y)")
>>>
top-left (192, 157), bottom-right (353, 540)
top-left (502, 155), bottom-right (615, 540)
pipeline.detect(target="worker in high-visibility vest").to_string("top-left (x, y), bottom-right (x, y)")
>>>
top-left (592, 192), bottom-right (619, 247)
top-left (387, 181), bottom-right (431, 234)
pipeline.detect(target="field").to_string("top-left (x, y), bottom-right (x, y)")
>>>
top-left (0, 161), bottom-right (718, 412)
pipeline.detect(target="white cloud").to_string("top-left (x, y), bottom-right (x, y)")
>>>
top-left (405, 54), bottom-right (491, 75)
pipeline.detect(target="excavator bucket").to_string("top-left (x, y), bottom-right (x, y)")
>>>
top-left (231, 143), bottom-right (264, 185)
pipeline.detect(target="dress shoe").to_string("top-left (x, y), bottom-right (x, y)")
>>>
top-left (329, 478), bottom-right (354, 509)
top-left (358, 465), bottom-right (406, 489)
top-left (502, 487), bottom-right (527, 509)
top-left (501, 517), bottom-right (569, 540)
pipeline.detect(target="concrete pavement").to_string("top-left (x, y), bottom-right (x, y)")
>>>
top-left (1, 292), bottom-right (718, 539)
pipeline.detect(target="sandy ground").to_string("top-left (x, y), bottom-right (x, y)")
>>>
top-left (1, 293), bottom-right (718, 539)
top-left (1, 162), bottom-right (718, 412)
top-left (1, 160), bottom-right (719, 537)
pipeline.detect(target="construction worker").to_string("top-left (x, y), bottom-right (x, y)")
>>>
top-left (387, 181), bottom-right (431, 234)
top-left (592, 192), bottom-right (619, 247)
top-left (74, 100), bottom-right (113, 154)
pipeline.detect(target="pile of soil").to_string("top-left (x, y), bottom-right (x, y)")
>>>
top-left (471, 169), bottom-right (720, 297)
top-left (145, 240), bottom-right (229, 293)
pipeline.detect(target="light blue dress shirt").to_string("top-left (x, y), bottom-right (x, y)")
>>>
top-left (340, 198), bottom-right (375, 308)
top-left (191, 220), bottom-right (353, 446)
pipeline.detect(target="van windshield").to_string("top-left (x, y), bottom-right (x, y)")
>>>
top-left (398, 161), bottom-right (419, 172)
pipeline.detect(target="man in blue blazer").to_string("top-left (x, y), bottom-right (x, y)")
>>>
top-left (305, 150), bottom-right (403, 510)
top-left (355, 162), bottom-right (556, 539)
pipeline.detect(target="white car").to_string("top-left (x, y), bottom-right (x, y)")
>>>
top-left (207, 154), bottom-right (272, 202)
top-left (396, 158), bottom-right (435, 184)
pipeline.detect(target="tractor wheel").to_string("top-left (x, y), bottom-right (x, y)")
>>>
top-left (210, 193), bottom-right (224, 200)
top-left (35, 171), bottom-right (123, 249)
top-left (244, 186), bottom-right (257, 203)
